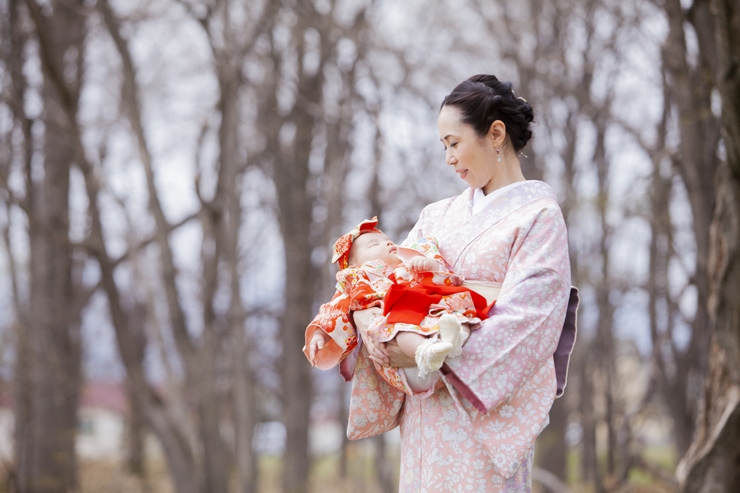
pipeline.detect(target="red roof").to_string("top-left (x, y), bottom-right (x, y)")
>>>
top-left (0, 381), bottom-right (129, 415)
top-left (80, 382), bottom-right (129, 415)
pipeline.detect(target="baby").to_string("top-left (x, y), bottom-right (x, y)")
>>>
top-left (304, 217), bottom-right (490, 395)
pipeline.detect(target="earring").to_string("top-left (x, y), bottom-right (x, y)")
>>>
top-left (496, 147), bottom-right (502, 163)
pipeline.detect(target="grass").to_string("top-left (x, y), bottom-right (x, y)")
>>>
top-left (79, 458), bottom-right (173, 493)
top-left (2, 445), bottom-right (676, 493)
top-left (563, 445), bottom-right (678, 493)
top-left (73, 449), bottom-right (394, 493)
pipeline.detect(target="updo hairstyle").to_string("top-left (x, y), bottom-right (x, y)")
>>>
top-left (440, 74), bottom-right (534, 152)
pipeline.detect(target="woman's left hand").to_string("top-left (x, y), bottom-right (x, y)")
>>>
top-left (353, 308), bottom-right (390, 367)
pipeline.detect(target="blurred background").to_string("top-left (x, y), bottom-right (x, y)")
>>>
top-left (0, 0), bottom-right (738, 492)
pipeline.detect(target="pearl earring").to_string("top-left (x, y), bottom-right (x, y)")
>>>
top-left (496, 147), bottom-right (502, 163)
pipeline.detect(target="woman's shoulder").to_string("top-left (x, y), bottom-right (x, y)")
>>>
top-left (512, 180), bottom-right (559, 204)
top-left (418, 189), bottom-right (470, 217)
top-left (421, 194), bottom-right (459, 212)
top-left (508, 181), bottom-right (564, 217)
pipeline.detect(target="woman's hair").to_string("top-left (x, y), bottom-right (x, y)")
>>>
top-left (440, 74), bottom-right (534, 152)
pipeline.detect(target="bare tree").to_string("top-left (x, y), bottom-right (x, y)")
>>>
top-left (677, 0), bottom-right (740, 490)
top-left (90, 0), bottom-right (274, 491)
top-left (659, 0), bottom-right (722, 456)
top-left (253, 2), bottom-right (383, 490)
top-left (3, 1), bottom-right (87, 490)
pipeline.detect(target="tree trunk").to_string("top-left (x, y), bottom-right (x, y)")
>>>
top-left (233, 324), bottom-right (257, 493)
top-left (678, 0), bottom-right (740, 490)
top-left (592, 114), bottom-right (616, 491)
top-left (126, 381), bottom-right (147, 478)
top-left (275, 154), bottom-right (315, 493)
top-left (277, 199), bottom-right (315, 493)
top-left (579, 344), bottom-right (598, 486)
top-left (536, 397), bottom-right (568, 481)
top-left (17, 1), bottom-right (85, 491)
top-left (678, 164), bottom-right (740, 493)
top-left (267, 14), bottom-right (334, 493)
top-left (7, 1), bottom-right (33, 489)
top-left (661, 0), bottom-right (721, 457)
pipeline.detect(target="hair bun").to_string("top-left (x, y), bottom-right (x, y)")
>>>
top-left (441, 74), bottom-right (535, 152)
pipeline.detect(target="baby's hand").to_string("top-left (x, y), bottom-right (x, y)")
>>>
top-left (408, 256), bottom-right (439, 273)
top-left (309, 331), bottom-right (329, 365)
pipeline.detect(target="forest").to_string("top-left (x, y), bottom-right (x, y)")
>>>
top-left (0, 0), bottom-right (738, 492)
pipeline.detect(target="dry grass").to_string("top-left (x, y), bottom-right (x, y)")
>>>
top-left (3, 450), bottom-right (676, 493)
top-left (79, 459), bottom-right (173, 493)
top-left (76, 451), bottom-right (392, 493)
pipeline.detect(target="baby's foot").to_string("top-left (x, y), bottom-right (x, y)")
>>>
top-left (439, 314), bottom-right (463, 357)
top-left (415, 338), bottom-right (453, 377)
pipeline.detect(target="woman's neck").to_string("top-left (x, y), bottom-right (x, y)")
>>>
top-left (482, 159), bottom-right (526, 195)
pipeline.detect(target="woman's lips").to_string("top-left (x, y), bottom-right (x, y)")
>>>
top-left (457, 169), bottom-right (468, 179)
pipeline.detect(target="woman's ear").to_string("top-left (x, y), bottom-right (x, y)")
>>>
top-left (488, 120), bottom-right (507, 147)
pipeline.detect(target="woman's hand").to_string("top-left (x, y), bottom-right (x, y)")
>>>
top-left (352, 307), bottom-right (390, 367)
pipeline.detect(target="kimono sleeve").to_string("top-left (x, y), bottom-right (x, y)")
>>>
top-left (445, 202), bottom-right (571, 413)
top-left (407, 237), bottom-right (447, 269)
top-left (403, 205), bottom-right (433, 247)
top-left (303, 287), bottom-right (358, 370)
top-left (346, 345), bottom-right (406, 440)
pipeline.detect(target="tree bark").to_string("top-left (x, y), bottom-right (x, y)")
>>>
top-left (661, 0), bottom-right (721, 457)
top-left (678, 0), bottom-right (740, 490)
top-left (18, 1), bottom-right (86, 491)
top-left (579, 347), bottom-right (598, 485)
top-left (6, 1), bottom-right (34, 490)
top-left (537, 397), bottom-right (568, 481)
top-left (274, 100), bottom-right (317, 493)
top-left (678, 165), bottom-right (740, 493)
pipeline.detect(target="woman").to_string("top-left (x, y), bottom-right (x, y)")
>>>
top-left (348, 74), bottom-right (578, 492)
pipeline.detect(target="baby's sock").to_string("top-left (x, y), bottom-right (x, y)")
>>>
top-left (415, 337), bottom-right (453, 377)
top-left (439, 313), bottom-right (464, 357)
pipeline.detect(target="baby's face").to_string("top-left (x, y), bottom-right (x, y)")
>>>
top-left (349, 232), bottom-right (401, 267)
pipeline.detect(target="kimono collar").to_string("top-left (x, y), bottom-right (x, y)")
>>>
top-left (438, 180), bottom-right (559, 271)
top-left (472, 181), bottom-right (528, 215)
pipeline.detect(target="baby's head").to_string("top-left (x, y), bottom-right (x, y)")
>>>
top-left (332, 217), bottom-right (401, 269)
top-left (348, 232), bottom-right (401, 268)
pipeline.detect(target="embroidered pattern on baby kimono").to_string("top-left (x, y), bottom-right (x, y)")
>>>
top-left (304, 237), bottom-right (486, 395)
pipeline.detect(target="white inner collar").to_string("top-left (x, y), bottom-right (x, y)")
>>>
top-left (472, 181), bottom-right (527, 215)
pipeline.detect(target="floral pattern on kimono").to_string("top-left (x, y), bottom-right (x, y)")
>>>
top-left (304, 237), bottom-right (482, 395)
top-left (346, 180), bottom-right (573, 493)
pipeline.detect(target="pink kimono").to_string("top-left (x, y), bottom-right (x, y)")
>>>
top-left (304, 237), bottom-right (486, 395)
top-left (346, 181), bottom-right (578, 492)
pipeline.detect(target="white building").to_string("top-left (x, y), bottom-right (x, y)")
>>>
top-left (0, 381), bottom-right (129, 461)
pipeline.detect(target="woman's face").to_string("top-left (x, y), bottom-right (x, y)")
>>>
top-left (438, 105), bottom-right (498, 192)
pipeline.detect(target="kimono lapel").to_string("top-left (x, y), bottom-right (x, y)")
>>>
top-left (435, 181), bottom-right (557, 272)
